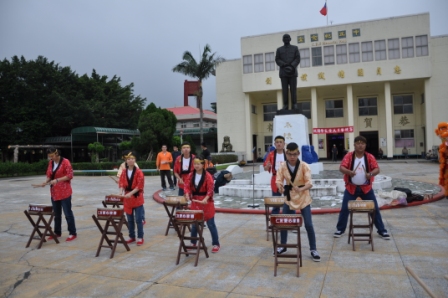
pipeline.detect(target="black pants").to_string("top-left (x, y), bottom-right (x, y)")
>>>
top-left (160, 170), bottom-right (174, 188)
top-left (280, 76), bottom-right (297, 108)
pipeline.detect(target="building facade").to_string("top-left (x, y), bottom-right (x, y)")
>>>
top-left (216, 13), bottom-right (448, 160)
top-left (166, 106), bottom-right (218, 153)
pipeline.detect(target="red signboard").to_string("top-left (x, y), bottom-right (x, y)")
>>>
top-left (312, 126), bottom-right (354, 134)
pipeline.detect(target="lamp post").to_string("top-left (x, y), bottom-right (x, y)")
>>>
top-left (180, 130), bottom-right (183, 144)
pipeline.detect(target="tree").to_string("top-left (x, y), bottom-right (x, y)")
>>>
top-left (131, 103), bottom-right (177, 161)
top-left (172, 44), bottom-right (224, 144)
top-left (88, 142), bottom-right (105, 163)
top-left (0, 55), bottom-right (146, 157)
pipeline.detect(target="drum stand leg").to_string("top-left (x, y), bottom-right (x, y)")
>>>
top-left (24, 211), bottom-right (59, 249)
top-left (175, 221), bottom-right (208, 267)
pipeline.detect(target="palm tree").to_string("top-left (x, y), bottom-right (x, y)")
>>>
top-left (172, 44), bottom-right (224, 144)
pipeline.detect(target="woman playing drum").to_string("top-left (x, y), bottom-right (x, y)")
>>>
top-left (184, 156), bottom-right (220, 253)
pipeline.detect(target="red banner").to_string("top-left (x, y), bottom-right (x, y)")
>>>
top-left (313, 126), bottom-right (354, 134)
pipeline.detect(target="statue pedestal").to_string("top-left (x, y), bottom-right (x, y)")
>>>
top-left (273, 113), bottom-right (322, 174)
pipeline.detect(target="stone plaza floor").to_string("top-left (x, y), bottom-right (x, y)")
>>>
top-left (1, 160), bottom-right (447, 297)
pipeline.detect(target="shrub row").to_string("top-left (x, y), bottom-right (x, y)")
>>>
top-left (211, 154), bottom-right (238, 164)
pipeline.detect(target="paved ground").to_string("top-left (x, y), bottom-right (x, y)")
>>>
top-left (1, 160), bottom-right (447, 298)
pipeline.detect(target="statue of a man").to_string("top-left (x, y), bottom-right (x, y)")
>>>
top-left (275, 34), bottom-right (301, 110)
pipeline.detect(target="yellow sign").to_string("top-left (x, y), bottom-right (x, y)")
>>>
top-left (377, 67), bottom-right (382, 75)
top-left (394, 65), bottom-right (401, 74)
top-left (311, 34), bottom-right (318, 41)
top-left (265, 77), bottom-right (272, 85)
top-left (338, 70), bottom-right (345, 78)
top-left (318, 72), bottom-right (325, 80)
top-left (357, 69), bottom-right (364, 77)
top-left (300, 74), bottom-right (308, 81)
top-left (297, 35), bottom-right (305, 43)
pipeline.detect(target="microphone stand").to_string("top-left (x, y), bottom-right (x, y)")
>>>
top-left (248, 147), bottom-right (259, 208)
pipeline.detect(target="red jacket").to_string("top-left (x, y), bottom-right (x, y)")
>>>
top-left (263, 150), bottom-right (286, 193)
top-left (174, 154), bottom-right (195, 189)
top-left (340, 151), bottom-right (378, 195)
top-left (46, 157), bottom-right (73, 201)
top-left (184, 170), bottom-right (215, 221)
top-left (119, 167), bottom-right (145, 215)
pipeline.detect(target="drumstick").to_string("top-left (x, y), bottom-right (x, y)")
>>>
top-left (353, 161), bottom-right (361, 172)
top-left (108, 176), bottom-right (118, 183)
top-left (32, 183), bottom-right (49, 188)
top-left (362, 165), bottom-right (366, 173)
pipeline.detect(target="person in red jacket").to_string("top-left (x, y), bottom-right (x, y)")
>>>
top-left (173, 142), bottom-right (195, 196)
top-left (41, 147), bottom-right (77, 242)
top-left (263, 135), bottom-right (287, 215)
top-left (184, 156), bottom-right (220, 253)
top-left (119, 151), bottom-right (145, 246)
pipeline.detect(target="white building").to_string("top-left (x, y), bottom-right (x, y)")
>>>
top-left (216, 13), bottom-right (448, 161)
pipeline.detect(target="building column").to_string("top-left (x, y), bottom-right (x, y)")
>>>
top-left (311, 88), bottom-right (318, 148)
top-left (276, 90), bottom-right (283, 110)
top-left (384, 82), bottom-right (394, 159)
top-left (244, 94), bottom-right (252, 161)
top-left (424, 79), bottom-right (433, 151)
top-left (346, 85), bottom-right (354, 149)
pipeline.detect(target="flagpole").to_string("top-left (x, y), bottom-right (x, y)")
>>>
top-left (326, 0), bottom-right (328, 26)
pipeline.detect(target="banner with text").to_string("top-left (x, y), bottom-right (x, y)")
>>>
top-left (312, 126), bottom-right (354, 134)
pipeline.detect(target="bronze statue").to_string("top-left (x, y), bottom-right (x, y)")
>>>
top-left (221, 136), bottom-right (234, 152)
top-left (275, 34), bottom-right (301, 110)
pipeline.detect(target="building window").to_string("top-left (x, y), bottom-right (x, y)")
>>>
top-left (181, 123), bottom-right (187, 128)
top-left (263, 103), bottom-right (277, 121)
top-left (265, 52), bottom-right (275, 71)
top-left (299, 48), bottom-right (310, 68)
top-left (393, 95), bottom-right (413, 114)
top-left (415, 35), bottom-right (429, 56)
top-left (325, 100), bottom-right (343, 118)
top-left (361, 41), bottom-right (373, 62)
top-left (243, 55), bottom-right (252, 73)
top-left (204, 123), bottom-right (209, 127)
top-left (374, 40), bottom-right (387, 60)
top-left (349, 43), bottom-right (360, 63)
top-left (251, 104), bottom-right (256, 114)
top-left (336, 44), bottom-right (347, 64)
top-left (193, 123), bottom-right (199, 128)
top-left (395, 129), bottom-right (414, 148)
top-left (388, 38), bottom-right (400, 59)
top-left (358, 97), bottom-right (377, 116)
top-left (254, 54), bottom-right (264, 72)
top-left (297, 102), bottom-right (311, 119)
top-left (402, 37), bottom-right (414, 58)
top-left (264, 136), bottom-right (273, 152)
top-left (324, 45), bottom-right (335, 65)
top-left (312, 47), bottom-right (322, 66)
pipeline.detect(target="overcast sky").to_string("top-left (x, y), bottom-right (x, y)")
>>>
top-left (1, 0), bottom-right (447, 111)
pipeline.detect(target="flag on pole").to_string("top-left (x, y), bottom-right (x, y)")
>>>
top-left (320, 3), bottom-right (327, 16)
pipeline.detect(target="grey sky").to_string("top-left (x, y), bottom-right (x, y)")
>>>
top-left (1, 0), bottom-right (447, 112)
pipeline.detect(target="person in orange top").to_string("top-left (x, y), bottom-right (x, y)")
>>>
top-left (173, 142), bottom-right (195, 196)
top-left (156, 145), bottom-right (174, 191)
top-left (118, 151), bottom-right (145, 246)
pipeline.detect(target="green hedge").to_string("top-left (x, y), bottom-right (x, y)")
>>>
top-left (0, 160), bottom-right (157, 177)
top-left (211, 154), bottom-right (238, 164)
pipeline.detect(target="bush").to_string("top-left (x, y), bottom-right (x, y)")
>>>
top-left (0, 160), bottom-right (47, 177)
top-left (211, 154), bottom-right (238, 164)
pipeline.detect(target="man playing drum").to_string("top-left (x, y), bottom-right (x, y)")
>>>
top-left (276, 142), bottom-right (320, 262)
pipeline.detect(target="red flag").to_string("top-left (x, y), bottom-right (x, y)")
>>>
top-left (320, 3), bottom-right (327, 16)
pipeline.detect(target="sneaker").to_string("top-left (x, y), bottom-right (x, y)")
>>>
top-left (47, 234), bottom-right (61, 241)
top-left (333, 231), bottom-right (344, 238)
top-left (170, 187), bottom-right (175, 191)
top-left (203, 224), bottom-right (207, 229)
top-left (311, 250), bottom-right (321, 262)
top-left (187, 243), bottom-right (197, 250)
top-left (212, 245), bottom-right (220, 253)
top-left (273, 247), bottom-right (287, 255)
top-left (126, 237), bottom-right (136, 244)
top-left (162, 188), bottom-right (167, 191)
top-left (137, 238), bottom-right (144, 246)
top-left (379, 232), bottom-right (390, 240)
top-left (66, 235), bottom-right (77, 242)
top-left (142, 219), bottom-right (146, 225)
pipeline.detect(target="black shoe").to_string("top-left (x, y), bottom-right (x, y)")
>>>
top-left (379, 232), bottom-right (390, 240)
top-left (273, 247), bottom-right (287, 255)
top-left (333, 231), bottom-right (344, 238)
top-left (311, 250), bottom-right (321, 262)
